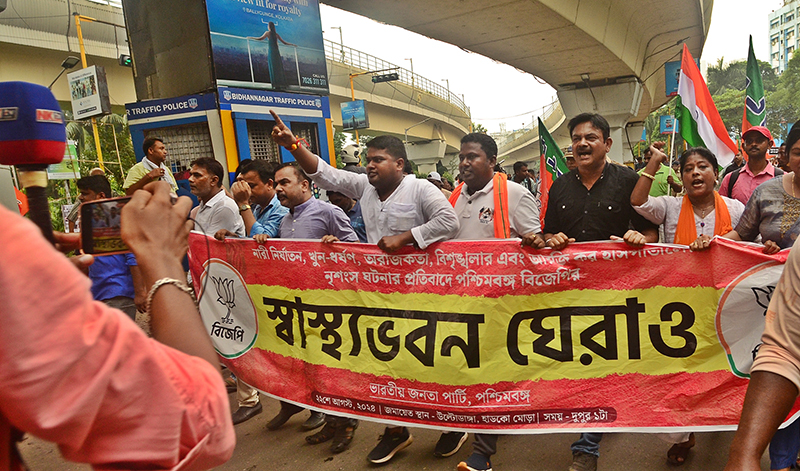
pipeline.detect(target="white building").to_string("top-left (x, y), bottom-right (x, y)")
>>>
top-left (769, 0), bottom-right (800, 74)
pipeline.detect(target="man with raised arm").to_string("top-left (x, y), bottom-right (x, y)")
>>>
top-left (269, 110), bottom-right (459, 464)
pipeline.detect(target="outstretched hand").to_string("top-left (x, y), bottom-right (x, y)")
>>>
top-left (270, 110), bottom-right (296, 147)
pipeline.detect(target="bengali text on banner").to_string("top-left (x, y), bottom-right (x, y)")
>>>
top-left (188, 234), bottom-right (796, 433)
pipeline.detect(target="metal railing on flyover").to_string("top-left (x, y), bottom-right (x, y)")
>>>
top-left (495, 97), bottom-right (562, 150)
top-left (324, 39), bottom-right (469, 117)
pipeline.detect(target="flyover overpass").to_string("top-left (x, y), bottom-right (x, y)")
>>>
top-left (325, 39), bottom-right (569, 173)
top-left (322, 0), bottom-right (714, 164)
top-left (323, 39), bottom-right (472, 173)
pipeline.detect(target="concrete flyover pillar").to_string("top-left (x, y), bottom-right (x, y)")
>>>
top-left (405, 139), bottom-right (447, 175)
top-left (557, 80), bottom-right (643, 164)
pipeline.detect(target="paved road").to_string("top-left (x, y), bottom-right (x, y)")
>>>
top-left (18, 394), bottom-right (771, 470)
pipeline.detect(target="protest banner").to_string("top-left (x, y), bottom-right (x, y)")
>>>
top-left (188, 234), bottom-right (795, 433)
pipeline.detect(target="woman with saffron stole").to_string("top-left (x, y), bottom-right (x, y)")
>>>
top-left (630, 142), bottom-right (745, 465)
top-left (631, 142), bottom-right (745, 250)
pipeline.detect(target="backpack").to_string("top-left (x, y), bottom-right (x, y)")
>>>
top-left (727, 166), bottom-right (784, 198)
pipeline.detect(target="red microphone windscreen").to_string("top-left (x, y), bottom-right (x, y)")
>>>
top-left (0, 81), bottom-right (67, 166)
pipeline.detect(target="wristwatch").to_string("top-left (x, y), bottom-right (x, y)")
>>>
top-left (238, 204), bottom-right (251, 212)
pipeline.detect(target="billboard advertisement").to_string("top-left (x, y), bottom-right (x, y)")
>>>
top-left (67, 66), bottom-right (111, 119)
top-left (665, 58), bottom-right (700, 97)
top-left (47, 140), bottom-right (79, 180)
top-left (341, 100), bottom-right (369, 131)
top-left (659, 115), bottom-right (679, 134)
top-left (205, 0), bottom-right (329, 94)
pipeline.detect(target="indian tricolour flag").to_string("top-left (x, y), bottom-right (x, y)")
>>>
top-left (538, 117), bottom-right (569, 227)
top-left (676, 44), bottom-right (738, 168)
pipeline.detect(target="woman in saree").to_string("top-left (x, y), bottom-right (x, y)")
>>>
top-left (723, 124), bottom-right (800, 257)
top-left (631, 142), bottom-right (745, 249)
top-left (630, 142), bottom-right (745, 465)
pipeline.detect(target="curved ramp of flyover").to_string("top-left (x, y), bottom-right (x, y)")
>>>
top-left (324, 39), bottom-right (471, 155)
top-left (496, 99), bottom-right (568, 168)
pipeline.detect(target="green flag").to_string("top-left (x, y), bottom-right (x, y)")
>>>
top-left (742, 35), bottom-right (766, 134)
top-left (538, 118), bottom-right (568, 226)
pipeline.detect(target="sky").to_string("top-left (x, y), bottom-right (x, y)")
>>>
top-left (319, 0), bottom-right (786, 134)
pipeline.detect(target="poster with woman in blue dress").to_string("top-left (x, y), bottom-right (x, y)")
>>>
top-left (206, 0), bottom-right (329, 94)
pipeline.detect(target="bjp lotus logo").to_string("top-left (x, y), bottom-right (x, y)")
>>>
top-left (198, 259), bottom-right (258, 358)
top-left (716, 261), bottom-right (783, 378)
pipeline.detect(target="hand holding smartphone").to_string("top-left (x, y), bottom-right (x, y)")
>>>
top-left (80, 196), bottom-right (132, 255)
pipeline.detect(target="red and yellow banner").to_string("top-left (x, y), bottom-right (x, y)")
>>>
top-left (188, 234), bottom-right (793, 433)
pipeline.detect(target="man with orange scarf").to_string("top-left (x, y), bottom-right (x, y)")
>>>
top-left (450, 133), bottom-right (545, 471)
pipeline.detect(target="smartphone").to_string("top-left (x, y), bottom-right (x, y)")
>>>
top-left (80, 196), bottom-right (132, 255)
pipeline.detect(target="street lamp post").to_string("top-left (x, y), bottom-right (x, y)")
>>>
top-left (330, 26), bottom-right (344, 62)
top-left (441, 78), bottom-right (450, 102)
top-left (405, 58), bottom-right (414, 89)
top-left (48, 56), bottom-right (81, 89)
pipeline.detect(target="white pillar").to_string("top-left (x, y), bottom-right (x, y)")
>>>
top-left (405, 139), bottom-right (447, 175)
top-left (557, 81), bottom-right (643, 164)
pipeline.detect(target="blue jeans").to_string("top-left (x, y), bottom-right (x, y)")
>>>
top-left (571, 433), bottom-right (603, 457)
top-left (769, 418), bottom-right (800, 470)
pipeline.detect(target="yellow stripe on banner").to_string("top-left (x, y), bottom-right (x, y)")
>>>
top-left (220, 110), bottom-right (240, 172)
top-left (248, 285), bottom-right (727, 386)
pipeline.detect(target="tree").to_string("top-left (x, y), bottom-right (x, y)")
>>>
top-left (706, 58), bottom-right (778, 95)
top-left (46, 112), bottom-right (136, 231)
top-left (472, 122), bottom-right (487, 134)
top-left (765, 52), bottom-right (800, 141)
top-left (700, 54), bottom-right (798, 140)
top-left (333, 129), bottom-right (347, 168)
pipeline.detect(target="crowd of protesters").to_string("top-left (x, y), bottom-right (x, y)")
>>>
top-left (3, 109), bottom-right (800, 471)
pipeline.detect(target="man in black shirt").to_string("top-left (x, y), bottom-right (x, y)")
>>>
top-left (543, 112), bottom-right (658, 471)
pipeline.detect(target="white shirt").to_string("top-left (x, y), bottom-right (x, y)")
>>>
top-left (309, 156), bottom-right (459, 249)
top-left (190, 189), bottom-right (245, 237)
top-left (452, 178), bottom-right (541, 240)
top-left (634, 195), bottom-right (745, 244)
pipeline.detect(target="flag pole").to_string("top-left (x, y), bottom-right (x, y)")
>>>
top-left (668, 100), bottom-right (678, 168)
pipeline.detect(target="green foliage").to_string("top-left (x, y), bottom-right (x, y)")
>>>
top-left (766, 53), bottom-right (800, 141)
top-left (333, 129), bottom-right (347, 169)
top-left (706, 58), bottom-right (778, 95)
top-left (472, 123), bottom-right (487, 134)
top-left (702, 55), bottom-right (799, 141)
top-left (43, 112), bottom-right (136, 231)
